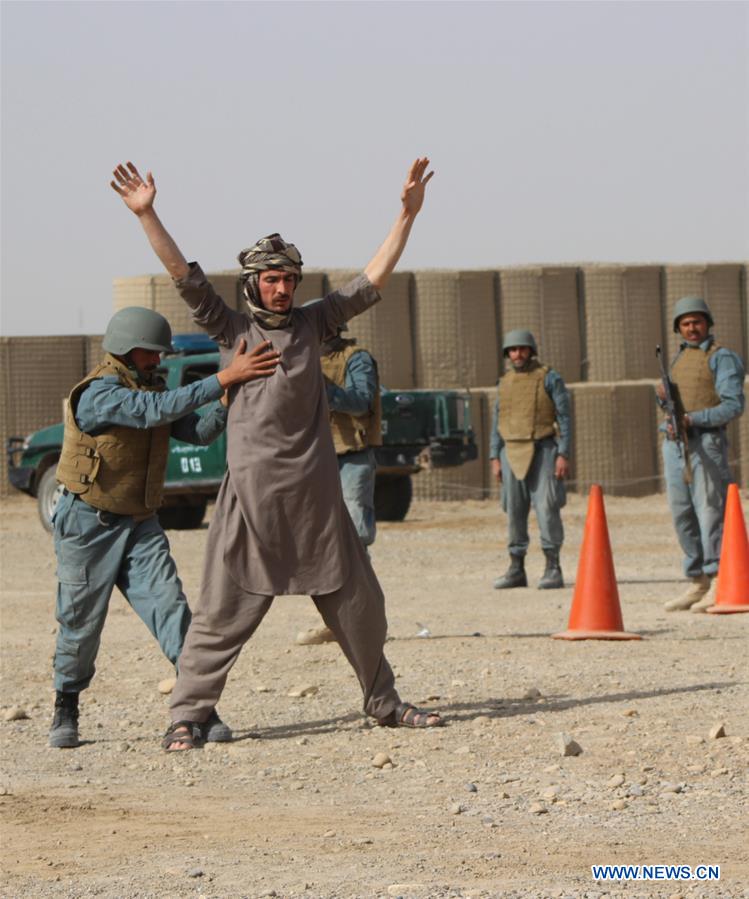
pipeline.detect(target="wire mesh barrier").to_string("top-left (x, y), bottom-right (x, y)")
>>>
top-left (2, 265), bottom-right (747, 498)
top-left (411, 457), bottom-right (748, 502)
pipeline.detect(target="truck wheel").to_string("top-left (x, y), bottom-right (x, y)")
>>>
top-left (374, 475), bottom-right (412, 522)
top-left (158, 501), bottom-right (207, 530)
top-left (37, 465), bottom-right (63, 534)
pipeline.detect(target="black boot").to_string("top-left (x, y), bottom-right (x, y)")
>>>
top-left (49, 691), bottom-right (79, 748)
top-left (538, 549), bottom-right (563, 589)
top-left (199, 709), bottom-right (233, 743)
top-left (493, 554), bottom-right (527, 589)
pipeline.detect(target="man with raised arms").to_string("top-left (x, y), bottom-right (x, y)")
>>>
top-left (112, 158), bottom-right (442, 749)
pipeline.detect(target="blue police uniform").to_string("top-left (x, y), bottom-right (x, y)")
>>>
top-left (661, 336), bottom-right (745, 578)
top-left (53, 374), bottom-right (226, 694)
top-left (490, 370), bottom-right (571, 556)
top-left (325, 350), bottom-right (379, 547)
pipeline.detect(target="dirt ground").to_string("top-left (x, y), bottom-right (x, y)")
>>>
top-left (1, 490), bottom-right (747, 899)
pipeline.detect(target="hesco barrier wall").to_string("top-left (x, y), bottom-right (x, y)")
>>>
top-left (499, 267), bottom-right (582, 385)
top-left (113, 271), bottom-right (242, 333)
top-left (2, 264), bottom-right (747, 498)
top-left (581, 265), bottom-right (663, 381)
top-left (291, 271), bottom-right (328, 308)
top-left (1, 336), bottom-right (87, 495)
top-left (663, 264), bottom-right (745, 359)
top-left (412, 271), bottom-right (499, 389)
top-left (327, 270), bottom-right (415, 388)
top-left (741, 379), bottom-right (749, 490)
top-left (570, 381), bottom-right (659, 498)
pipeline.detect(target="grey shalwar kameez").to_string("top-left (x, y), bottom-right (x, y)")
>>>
top-left (169, 264), bottom-right (399, 724)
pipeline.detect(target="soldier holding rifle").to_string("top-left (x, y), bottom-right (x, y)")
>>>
top-left (656, 297), bottom-right (745, 612)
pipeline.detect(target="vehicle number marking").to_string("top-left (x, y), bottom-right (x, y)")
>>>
top-left (180, 457), bottom-right (203, 473)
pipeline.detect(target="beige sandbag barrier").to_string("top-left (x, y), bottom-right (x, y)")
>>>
top-left (85, 335), bottom-right (105, 372)
top-left (737, 378), bottom-right (749, 489)
top-left (327, 270), bottom-right (415, 389)
top-left (663, 264), bottom-right (745, 359)
top-left (569, 381), bottom-right (659, 498)
top-left (291, 271), bottom-right (328, 308)
top-left (113, 271), bottom-right (242, 333)
top-left (2, 264), bottom-right (747, 497)
top-left (413, 271), bottom-right (499, 389)
top-left (499, 267), bottom-right (581, 385)
top-left (410, 380), bottom-right (719, 503)
top-left (1, 336), bottom-right (86, 494)
top-left (581, 265), bottom-right (663, 381)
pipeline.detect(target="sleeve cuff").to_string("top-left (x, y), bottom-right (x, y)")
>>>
top-left (350, 272), bottom-right (381, 303)
top-left (204, 374), bottom-right (225, 402)
top-left (174, 261), bottom-right (207, 289)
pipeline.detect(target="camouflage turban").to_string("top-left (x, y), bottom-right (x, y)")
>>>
top-left (237, 233), bottom-right (303, 329)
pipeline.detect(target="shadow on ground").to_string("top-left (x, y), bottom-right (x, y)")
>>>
top-left (226, 680), bottom-right (738, 741)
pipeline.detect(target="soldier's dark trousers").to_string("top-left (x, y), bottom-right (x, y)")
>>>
top-left (170, 512), bottom-right (399, 724)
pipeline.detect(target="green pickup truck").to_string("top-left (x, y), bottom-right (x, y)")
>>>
top-left (7, 336), bottom-right (477, 532)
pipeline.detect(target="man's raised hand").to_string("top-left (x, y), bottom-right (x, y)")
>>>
top-left (217, 339), bottom-right (282, 389)
top-left (111, 162), bottom-right (156, 216)
top-left (111, 161), bottom-right (190, 279)
top-left (363, 156), bottom-right (434, 289)
top-left (401, 157), bottom-right (434, 218)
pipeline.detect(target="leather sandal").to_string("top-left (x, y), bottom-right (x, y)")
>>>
top-left (377, 702), bottom-right (443, 729)
top-left (162, 720), bottom-right (197, 751)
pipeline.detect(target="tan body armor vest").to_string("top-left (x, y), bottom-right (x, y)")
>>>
top-left (497, 360), bottom-right (557, 480)
top-left (320, 344), bottom-right (382, 455)
top-left (670, 343), bottom-right (721, 413)
top-left (56, 354), bottom-right (171, 516)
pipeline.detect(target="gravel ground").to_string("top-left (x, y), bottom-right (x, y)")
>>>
top-left (1, 491), bottom-right (748, 899)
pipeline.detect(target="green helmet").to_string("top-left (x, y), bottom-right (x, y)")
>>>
top-left (502, 329), bottom-right (538, 357)
top-left (672, 296), bottom-right (713, 332)
top-left (102, 307), bottom-right (173, 355)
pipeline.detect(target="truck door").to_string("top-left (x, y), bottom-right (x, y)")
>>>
top-left (164, 360), bottom-right (227, 488)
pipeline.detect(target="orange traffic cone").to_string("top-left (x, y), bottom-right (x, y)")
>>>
top-left (553, 485), bottom-right (641, 640)
top-left (707, 483), bottom-right (749, 614)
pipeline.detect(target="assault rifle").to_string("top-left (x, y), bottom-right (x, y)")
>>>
top-left (656, 345), bottom-right (692, 484)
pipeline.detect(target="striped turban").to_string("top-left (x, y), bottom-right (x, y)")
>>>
top-left (237, 234), bottom-right (303, 329)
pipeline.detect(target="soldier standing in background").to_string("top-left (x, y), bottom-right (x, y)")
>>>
top-left (657, 297), bottom-right (745, 612)
top-left (49, 307), bottom-right (275, 747)
top-left (297, 322), bottom-right (382, 646)
top-left (490, 329), bottom-right (571, 591)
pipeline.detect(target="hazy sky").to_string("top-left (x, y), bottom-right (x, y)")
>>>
top-left (1, 0), bottom-right (747, 336)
